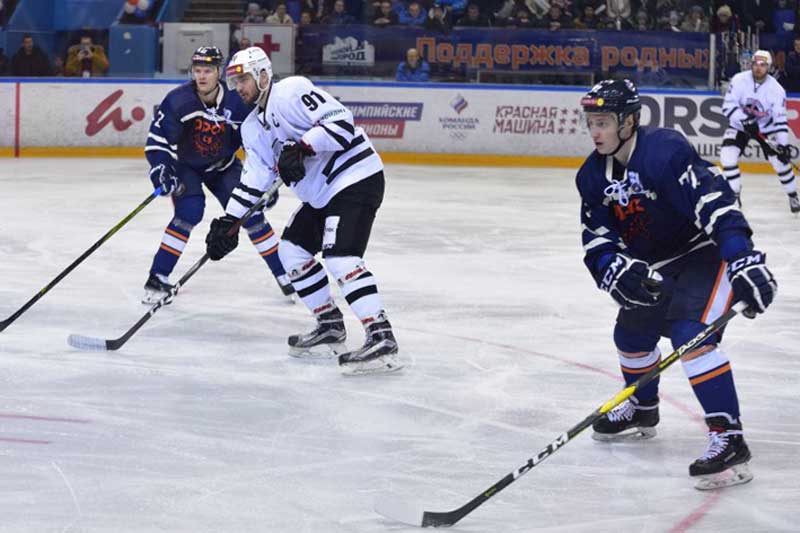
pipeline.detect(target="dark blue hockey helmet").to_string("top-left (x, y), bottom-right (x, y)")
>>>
top-left (191, 46), bottom-right (224, 69)
top-left (581, 79), bottom-right (641, 127)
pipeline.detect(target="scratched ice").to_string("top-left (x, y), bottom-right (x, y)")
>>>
top-left (0, 158), bottom-right (798, 532)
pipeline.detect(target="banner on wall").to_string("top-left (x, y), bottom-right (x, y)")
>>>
top-left (3, 81), bottom-right (800, 164)
top-left (299, 27), bottom-right (709, 79)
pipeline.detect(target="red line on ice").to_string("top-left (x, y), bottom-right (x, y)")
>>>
top-left (14, 82), bottom-right (20, 158)
top-left (0, 413), bottom-right (90, 424)
top-left (0, 436), bottom-right (50, 445)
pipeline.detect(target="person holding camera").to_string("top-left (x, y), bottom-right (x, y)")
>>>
top-left (65, 34), bottom-right (109, 77)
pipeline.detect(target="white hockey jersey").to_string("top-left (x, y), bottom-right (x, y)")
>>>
top-left (722, 70), bottom-right (789, 138)
top-left (226, 76), bottom-right (383, 217)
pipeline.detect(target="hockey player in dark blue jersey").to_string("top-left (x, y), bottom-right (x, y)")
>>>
top-left (577, 79), bottom-right (777, 489)
top-left (143, 46), bottom-right (293, 304)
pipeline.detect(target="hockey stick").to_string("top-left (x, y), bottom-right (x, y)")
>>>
top-left (0, 186), bottom-right (163, 334)
top-left (748, 132), bottom-right (800, 173)
top-left (375, 301), bottom-right (747, 528)
top-left (67, 179), bottom-right (281, 351)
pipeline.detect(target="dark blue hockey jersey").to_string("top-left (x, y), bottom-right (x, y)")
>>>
top-left (144, 82), bottom-right (253, 174)
top-left (576, 127), bottom-right (752, 283)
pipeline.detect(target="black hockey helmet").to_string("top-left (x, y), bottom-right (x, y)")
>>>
top-left (581, 79), bottom-right (641, 127)
top-left (191, 46), bottom-right (224, 69)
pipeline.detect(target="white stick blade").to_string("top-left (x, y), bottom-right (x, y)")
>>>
top-left (373, 493), bottom-right (425, 527)
top-left (67, 334), bottom-right (108, 351)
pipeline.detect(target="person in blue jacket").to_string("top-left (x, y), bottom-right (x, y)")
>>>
top-left (395, 48), bottom-right (429, 82)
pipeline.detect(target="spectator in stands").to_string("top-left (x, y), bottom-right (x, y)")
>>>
top-left (543, 3), bottom-right (574, 29)
top-left (267, 2), bottom-right (295, 23)
top-left (680, 5), bottom-right (709, 32)
top-left (52, 55), bottom-right (65, 76)
top-left (742, 0), bottom-right (773, 33)
top-left (632, 9), bottom-right (652, 30)
top-left (504, 5), bottom-right (538, 26)
top-left (606, 0), bottom-right (632, 29)
top-left (396, 48), bottom-right (430, 81)
top-left (455, 2), bottom-right (491, 25)
top-left (244, 2), bottom-right (267, 22)
top-left (324, 0), bottom-right (357, 22)
top-left (438, 0), bottom-right (468, 18)
top-left (425, 2), bottom-right (452, 31)
top-left (783, 35), bottom-right (800, 92)
top-left (65, 34), bottom-right (109, 77)
top-left (399, 1), bottom-right (427, 25)
top-left (373, 0), bottom-right (399, 25)
top-left (712, 4), bottom-right (740, 33)
top-left (300, 9), bottom-right (315, 23)
top-left (773, 0), bottom-right (795, 35)
top-left (240, 36), bottom-right (252, 50)
top-left (10, 35), bottom-right (51, 77)
top-left (658, 9), bottom-right (682, 30)
top-left (0, 48), bottom-right (8, 76)
top-left (495, 0), bottom-right (546, 22)
top-left (574, 4), bottom-right (605, 28)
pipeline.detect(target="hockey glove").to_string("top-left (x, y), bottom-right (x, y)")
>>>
top-left (149, 164), bottom-right (181, 196)
top-left (265, 189), bottom-right (279, 211)
top-left (278, 141), bottom-right (315, 186)
top-left (741, 116), bottom-right (760, 138)
top-left (205, 215), bottom-right (240, 261)
top-left (726, 250), bottom-right (777, 318)
top-left (775, 144), bottom-right (793, 165)
top-left (598, 254), bottom-right (663, 309)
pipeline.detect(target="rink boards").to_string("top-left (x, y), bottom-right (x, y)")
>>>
top-left (0, 78), bottom-right (797, 171)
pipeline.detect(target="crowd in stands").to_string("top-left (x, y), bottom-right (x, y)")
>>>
top-left (239, 0), bottom-right (728, 32)
top-left (0, 33), bottom-right (109, 77)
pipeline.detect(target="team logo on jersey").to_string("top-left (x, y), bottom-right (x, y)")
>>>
top-left (603, 171), bottom-right (655, 207)
top-left (742, 99), bottom-right (768, 118)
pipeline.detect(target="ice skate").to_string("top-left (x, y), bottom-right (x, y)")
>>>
top-left (788, 193), bottom-right (800, 215)
top-left (338, 319), bottom-right (402, 376)
top-left (276, 274), bottom-right (296, 304)
top-left (592, 397), bottom-right (659, 441)
top-left (142, 273), bottom-right (175, 305)
top-left (690, 415), bottom-right (753, 490)
top-left (288, 308), bottom-right (346, 358)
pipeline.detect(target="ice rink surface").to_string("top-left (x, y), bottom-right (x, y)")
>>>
top-left (0, 158), bottom-right (798, 533)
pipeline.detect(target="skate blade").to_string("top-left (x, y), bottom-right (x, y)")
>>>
top-left (340, 354), bottom-right (404, 376)
top-left (694, 462), bottom-right (753, 490)
top-left (288, 342), bottom-right (347, 359)
top-left (592, 426), bottom-right (657, 442)
top-left (142, 291), bottom-right (171, 306)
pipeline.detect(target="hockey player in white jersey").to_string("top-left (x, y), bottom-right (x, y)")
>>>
top-left (721, 49), bottom-right (800, 213)
top-left (204, 46), bottom-right (401, 375)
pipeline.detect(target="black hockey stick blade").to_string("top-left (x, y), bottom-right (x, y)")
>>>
top-left (0, 188), bottom-right (162, 334)
top-left (65, 179), bottom-right (281, 351)
top-left (375, 302), bottom-right (746, 528)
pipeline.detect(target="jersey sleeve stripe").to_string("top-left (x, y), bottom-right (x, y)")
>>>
top-left (333, 119), bottom-right (355, 135)
top-left (703, 205), bottom-right (739, 235)
top-left (320, 124), bottom-right (349, 149)
top-left (322, 135), bottom-right (365, 176)
top-left (325, 148), bottom-right (375, 184)
top-left (144, 145), bottom-right (178, 159)
top-left (147, 133), bottom-right (178, 149)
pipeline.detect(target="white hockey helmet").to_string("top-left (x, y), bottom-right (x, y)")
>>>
top-left (752, 49), bottom-right (773, 67)
top-left (225, 46), bottom-right (273, 91)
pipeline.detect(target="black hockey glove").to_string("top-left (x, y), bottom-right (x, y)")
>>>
top-left (205, 215), bottom-right (240, 261)
top-left (597, 254), bottom-right (663, 309)
top-left (278, 141), bottom-right (315, 186)
top-left (726, 250), bottom-right (777, 319)
top-left (741, 116), bottom-right (760, 138)
top-left (265, 189), bottom-right (279, 211)
top-left (775, 144), bottom-right (793, 165)
top-left (149, 164), bottom-right (181, 196)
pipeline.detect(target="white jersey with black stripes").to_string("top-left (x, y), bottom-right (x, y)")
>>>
top-left (722, 70), bottom-right (789, 141)
top-left (225, 76), bottom-right (383, 217)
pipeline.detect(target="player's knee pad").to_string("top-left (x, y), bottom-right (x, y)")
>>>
top-left (173, 195), bottom-right (205, 227)
top-left (614, 324), bottom-right (659, 355)
top-left (278, 240), bottom-right (315, 280)
top-left (670, 319), bottom-right (718, 353)
top-left (719, 145), bottom-right (741, 169)
top-left (325, 255), bottom-right (366, 286)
